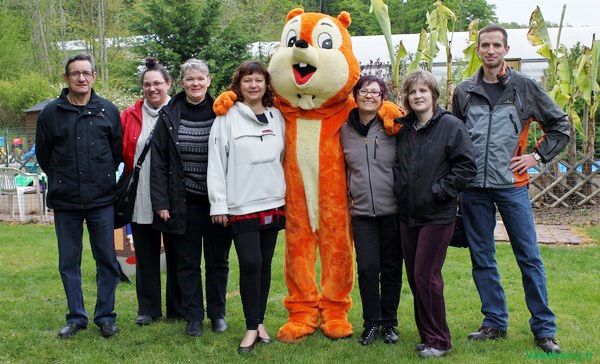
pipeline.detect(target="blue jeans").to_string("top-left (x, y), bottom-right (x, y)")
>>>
top-left (461, 187), bottom-right (556, 338)
top-left (54, 205), bottom-right (121, 327)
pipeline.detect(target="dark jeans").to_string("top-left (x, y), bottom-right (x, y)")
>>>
top-left (233, 228), bottom-right (279, 330)
top-left (163, 200), bottom-right (232, 322)
top-left (131, 222), bottom-right (181, 318)
top-left (400, 222), bottom-right (454, 351)
top-left (461, 187), bottom-right (556, 338)
top-left (54, 205), bottom-right (121, 327)
top-left (351, 215), bottom-right (403, 328)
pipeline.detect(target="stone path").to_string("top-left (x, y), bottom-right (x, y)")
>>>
top-left (494, 221), bottom-right (583, 244)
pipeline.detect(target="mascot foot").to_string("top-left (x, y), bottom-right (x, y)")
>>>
top-left (277, 321), bottom-right (316, 343)
top-left (321, 319), bottom-right (353, 340)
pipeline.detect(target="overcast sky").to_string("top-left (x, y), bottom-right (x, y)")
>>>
top-left (486, 0), bottom-right (600, 27)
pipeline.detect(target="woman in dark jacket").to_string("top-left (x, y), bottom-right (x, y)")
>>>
top-left (121, 58), bottom-right (172, 325)
top-left (394, 69), bottom-right (476, 358)
top-left (150, 58), bottom-right (232, 337)
top-left (340, 75), bottom-right (404, 346)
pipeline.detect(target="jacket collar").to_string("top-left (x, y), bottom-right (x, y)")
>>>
top-left (232, 102), bottom-right (274, 125)
top-left (397, 106), bottom-right (448, 131)
top-left (57, 88), bottom-right (101, 111)
top-left (347, 107), bottom-right (380, 136)
top-left (468, 62), bottom-right (512, 92)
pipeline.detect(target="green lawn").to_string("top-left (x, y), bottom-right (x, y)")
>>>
top-left (0, 223), bottom-right (598, 363)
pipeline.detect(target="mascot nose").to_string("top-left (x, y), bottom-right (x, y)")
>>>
top-left (295, 39), bottom-right (309, 49)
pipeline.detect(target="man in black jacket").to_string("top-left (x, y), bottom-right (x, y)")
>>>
top-left (452, 25), bottom-right (568, 354)
top-left (36, 54), bottom-right (122, 339)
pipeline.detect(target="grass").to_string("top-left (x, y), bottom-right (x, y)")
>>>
top-left (0, 223), bottom-right (598, 363)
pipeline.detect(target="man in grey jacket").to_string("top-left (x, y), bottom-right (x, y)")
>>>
top-left (452, 25), bottom-right (569, 354)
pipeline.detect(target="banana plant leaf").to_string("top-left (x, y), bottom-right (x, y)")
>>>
top-left (408, 29), bottom-right (429, 72)
top-left (427, 0), bottom-right (455, 46)
top-left (461, 19), bottom-right (481, 80)
top-left (370, 0), bottom-right (395, 71)
top-left (527, 6), bottom-right (552, 47)
top-left (394, 41), bottom-right (408, 88)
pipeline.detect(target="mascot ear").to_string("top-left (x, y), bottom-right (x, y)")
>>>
top-left (287, 8), bottom-right (304, 22)
top-left (337, 11), bottom-right (352, 28)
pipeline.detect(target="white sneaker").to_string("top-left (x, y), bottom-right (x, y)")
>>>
top-left (418, 346), bottom-right (452, 358)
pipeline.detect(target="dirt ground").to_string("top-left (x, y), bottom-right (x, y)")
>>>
top-left (531, 204), bottom-right (600, 226)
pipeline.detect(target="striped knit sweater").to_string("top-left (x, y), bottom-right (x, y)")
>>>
top-left (178, 97), bottom-right (215, 197)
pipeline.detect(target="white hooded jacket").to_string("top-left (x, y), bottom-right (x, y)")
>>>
top-left (207, 102), bottom-right (286, 216)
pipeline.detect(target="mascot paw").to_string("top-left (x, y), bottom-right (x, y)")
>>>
top-left (320, 319), bottom-right (353, 340)
top-left (213, 90), bottom-right (238, 115)
top-left (379, 100), bottom-right (405, 136)
top-left (277, 321), bottom-right (316, 343)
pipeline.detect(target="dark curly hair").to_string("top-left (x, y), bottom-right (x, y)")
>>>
top-left (228, 61), bottom-right (274, 107)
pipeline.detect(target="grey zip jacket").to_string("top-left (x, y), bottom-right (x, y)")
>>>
top-left (452, 64), bottom-right (569, 189)
top-left (341, 108), bottom-right (399, 217)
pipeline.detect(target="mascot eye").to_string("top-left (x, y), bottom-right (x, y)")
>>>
top-left (317, 33), bottom-right (333, 49)
top-left (286, 30), bottom-right (297, 47)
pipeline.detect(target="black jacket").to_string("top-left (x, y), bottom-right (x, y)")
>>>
top-left (150, 91), bottom-right (214, 234)
top-left (394, 107), bottom-right (476, 227)
top-left (35, 88), bottom-right (121, 210)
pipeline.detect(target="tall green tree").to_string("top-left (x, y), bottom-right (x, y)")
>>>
top-left (0, 7), bottom-right (34, 80)
top-left (130, 0), bottom-right (252, 92)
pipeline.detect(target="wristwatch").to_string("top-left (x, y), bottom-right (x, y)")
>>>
top-left (532, 152), bottom-right (542, 162)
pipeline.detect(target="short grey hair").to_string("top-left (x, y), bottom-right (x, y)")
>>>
top-left (179, 58), bottom-right (210, 80)
top-left (64, 54), bottom-right (95, 74)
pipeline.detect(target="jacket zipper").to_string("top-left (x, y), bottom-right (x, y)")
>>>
top-left (483, 108), bottom-right (493, 188)
top-left (509, 113), bottom-right (518, 134)
top-left (374, 136), bottom-right (378, 159)
top-left (365, 137), bottom-right (376, 216)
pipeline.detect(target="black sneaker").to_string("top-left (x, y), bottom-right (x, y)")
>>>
top-left (381, 326), bottom-right (399, 344)
top-left (186, 320), bottom-right (202, 337)
top-left (100, 322), bottom-right (119, 338)
top-left (358, 326), bottom-right (379, 346)
top-left (467, 326), bottom-right (507, 341)
top-left (536, 337), bottom-right (560, 353)
top-left (57, 323), bottom-right (86, 338)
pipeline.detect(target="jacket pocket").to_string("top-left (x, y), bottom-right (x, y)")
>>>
top-left (233, 131), bottom-right (281, 166)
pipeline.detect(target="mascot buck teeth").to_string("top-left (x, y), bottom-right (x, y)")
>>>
top-left (269, 8), bottom-right (359, 342)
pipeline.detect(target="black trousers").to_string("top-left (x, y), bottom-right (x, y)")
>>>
top-left (163, 200), bottom-right (232, 321)
top-left (233, 228), bottom-right (279, 330)
top-left (131, 222), bottom-right (182, 318)
top-left (352, 215), bottom-right (403, 328)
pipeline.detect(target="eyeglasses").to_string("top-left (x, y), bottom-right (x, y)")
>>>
top-left (358, 89), bottom-right (382, 97)
top-left (68, 71), bottom-right (94, 79)
top-left (143, 81), bottom-right (166, 89)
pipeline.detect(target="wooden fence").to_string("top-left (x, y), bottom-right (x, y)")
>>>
top-left (530, 153), bottom-right (600, 207)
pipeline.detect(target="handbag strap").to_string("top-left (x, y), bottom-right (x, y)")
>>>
top-left (133, 128), bottom-right (156, 172)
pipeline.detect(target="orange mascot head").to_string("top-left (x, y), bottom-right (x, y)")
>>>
top-left (268, 8), bottom-right (360, 111)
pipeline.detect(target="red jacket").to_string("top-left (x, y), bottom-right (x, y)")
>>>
top-left (120, 99), bottom-right (144, 174)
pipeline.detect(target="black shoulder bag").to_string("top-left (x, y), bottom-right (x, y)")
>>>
top-left (114, 128), bottom-right (155, 228)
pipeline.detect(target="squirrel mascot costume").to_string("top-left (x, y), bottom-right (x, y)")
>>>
top-left (214, 8), bottom-right (402, 342)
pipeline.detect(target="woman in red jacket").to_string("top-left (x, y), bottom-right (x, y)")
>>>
top-left (120, 58), bottom-right (173, 325)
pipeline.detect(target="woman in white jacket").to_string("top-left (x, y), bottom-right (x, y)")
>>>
top-left (208, 61), bottom-right (285, 354)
